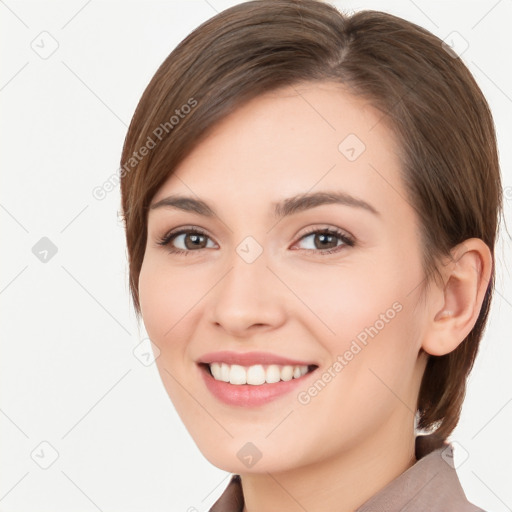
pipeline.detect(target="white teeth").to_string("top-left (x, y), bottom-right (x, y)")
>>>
top-left (220, 363), bottom-right (230, 382)
top-left (246, 364), bottom-right (266, 385)
top-left (208, 362), bottom-right (311, 385)
top-left (266, 364), bottom-right (281, 384)
top-left (281, 365), bottom-right (294, 381)
top-left (229, 364), bottom-right (247, 385)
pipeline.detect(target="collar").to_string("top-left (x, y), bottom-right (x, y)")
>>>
top-left (209, 434), bottom-right (484, 512)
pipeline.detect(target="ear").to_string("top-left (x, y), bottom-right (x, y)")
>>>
top-left (421, 238), bottom-right (493, 356)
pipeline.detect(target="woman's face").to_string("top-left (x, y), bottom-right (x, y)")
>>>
top-left (139, 81), bottom-right (431, 473)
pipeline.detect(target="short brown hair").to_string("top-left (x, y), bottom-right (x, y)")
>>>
top-left (119, 0), bottom-right (503, 440)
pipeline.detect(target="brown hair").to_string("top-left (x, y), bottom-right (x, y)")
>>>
top-left (119, 0), bottom-right (503, 440)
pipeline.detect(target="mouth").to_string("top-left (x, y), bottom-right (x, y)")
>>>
top-left (200, 362), bottom-right (318, 385)
top-left (197, 362), bottom-right (319, 407)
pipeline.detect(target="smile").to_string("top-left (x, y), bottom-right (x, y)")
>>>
top-left (198, 361), bottom-right (319, 407)
top-left (207, 362), bottom-right (312, 385)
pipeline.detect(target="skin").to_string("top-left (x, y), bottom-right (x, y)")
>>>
top-left (138, 81), bottom-right (492, 512)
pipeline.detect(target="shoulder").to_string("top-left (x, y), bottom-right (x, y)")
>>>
top-left (357, 435), bottom-right (488, 512)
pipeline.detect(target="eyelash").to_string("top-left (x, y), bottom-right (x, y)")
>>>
top-left (156, 225), bottom-right (355, 256)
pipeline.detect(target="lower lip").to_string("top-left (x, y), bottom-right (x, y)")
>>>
top-left (199, 364), bottom-right (317, 407)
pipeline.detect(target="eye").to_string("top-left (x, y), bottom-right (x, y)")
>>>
top-left (156, 227), bottom-right (217, 255)
top-left (292, 226), bottom-right (355, 255)
top-left (156, 225), bottom-right (355, 256)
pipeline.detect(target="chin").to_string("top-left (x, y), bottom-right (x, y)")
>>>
top-left (194, 437), bottom-right (297, 474)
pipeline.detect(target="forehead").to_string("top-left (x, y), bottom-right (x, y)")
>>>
top-left (151, 81), bottom-right (405, 216)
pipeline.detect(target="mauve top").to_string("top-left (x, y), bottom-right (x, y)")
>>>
top-left (209, 434), bottom-right (485, 511)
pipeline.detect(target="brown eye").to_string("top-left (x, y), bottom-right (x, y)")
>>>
top-left (157, 227), bottom-right (216, 255)
top-left (177, 232), bottom-right (209, 250)
top-left (294, 227), bottom-right (355, 255)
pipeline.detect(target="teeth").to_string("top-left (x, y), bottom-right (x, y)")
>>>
top-left (208, 362), bottom-right (310, 385)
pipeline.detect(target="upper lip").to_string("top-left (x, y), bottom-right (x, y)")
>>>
top-left (197, 351), bottom-right (317, 367)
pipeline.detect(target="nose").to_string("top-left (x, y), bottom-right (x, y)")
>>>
top-left (208, 246), bottom-right (287, 338)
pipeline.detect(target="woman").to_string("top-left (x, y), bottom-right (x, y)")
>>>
top-left (119, 1), bottom-right (502, 510)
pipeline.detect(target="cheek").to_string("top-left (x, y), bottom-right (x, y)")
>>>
top-left (138, 262), bottom-right (171, 342)
top-left (296, 248), bottom-right (424, 398)
top-left (138, 256), bottom-right (203, 343)
top-left (286, 253), bottom-right (414, 351)
top-left (138, 266), bottom-right (194, 407)
top-left (294, 298), bottom-right (421, 447)
top-left (309, 259), bottom-right (425, 422)
top-left (138, 258), bottom-right (204, 409)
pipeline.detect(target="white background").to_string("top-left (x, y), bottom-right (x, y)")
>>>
top-left (1, 0), bottom-right (511, 510)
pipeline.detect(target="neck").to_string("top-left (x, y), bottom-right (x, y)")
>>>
top-left (240, 420), bottom-right (417, 512)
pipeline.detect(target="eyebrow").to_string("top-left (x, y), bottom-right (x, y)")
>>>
top-left (150, 190), bottom-right (380, 218)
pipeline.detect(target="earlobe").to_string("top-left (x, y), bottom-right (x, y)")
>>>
top-left (421, 238), bottom-right (492, 357)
